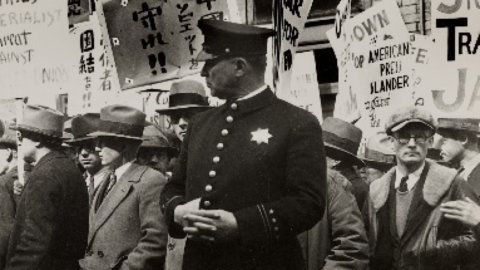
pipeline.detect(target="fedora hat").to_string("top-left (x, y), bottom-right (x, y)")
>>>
top-left (88, 105), bottom-right (146, 140)
top-left (323, 117), bottom-right (364, 166)
top-left (15, 104), bottom-right (65, 138)
top-left (140, 125), bottom-right (178, 155)
top-left (0, 121), bottom-right (17, 149)
top-left (361, 133), bottom-right (395, 167)
top-left (437, 118), bottom-right (480, 134)
top-left (67, 113), bottom-right (102, 143)
top-left (155, 80), bottom-right (210, 113)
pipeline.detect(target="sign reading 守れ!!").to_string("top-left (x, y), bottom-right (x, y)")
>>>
top-left (425, 0), bottom-right (480, 118)
top-left (98, 0), bottom-right (234, 90)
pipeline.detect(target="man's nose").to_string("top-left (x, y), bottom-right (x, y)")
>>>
top-left (407, 137), bottom-right (417, 147)
top-left (200, 65), bottom-right (209, 77)
top-left (178, 118), bottom-right (188, 129)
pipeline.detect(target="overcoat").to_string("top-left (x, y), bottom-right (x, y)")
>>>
top-left (366, 161), bottom-right (479, 270)
top-left (465, 163), bottom-right (480, 198)
top-left (298, 169), bottom-right (369, 270)
top-left (161, 89), bottom-right (327, 270)
top-left (0, 168), bottom-right (17, 270)
top-left (80, 163), bottom-right (167, 270)
top-left (5, 151), bottom-right (89, 270)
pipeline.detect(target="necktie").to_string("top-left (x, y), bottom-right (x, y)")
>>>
top-left (95, 172), bottom-right (116, 212)
top-left (88, 175), bottom-right (95, 206)
top-left (399, 176), bottom-right (409, 192)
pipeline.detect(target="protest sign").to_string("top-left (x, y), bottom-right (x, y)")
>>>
top-left (68, 14), bottom-right (119, 115)
top-left (409, 34), bottom-right (433, 106)
top-left (277, 51), bottom-right (323, 122)
top-left (0, 0), bottom-right (78, 106)
top-left (68, 0), bottom-right (90, 25)
top-left (97, 0), bottom-right (236, 90)
top-left (425, 0), bottom-right (480, 118)
top-left (273, 0), bottom-right (314, 95)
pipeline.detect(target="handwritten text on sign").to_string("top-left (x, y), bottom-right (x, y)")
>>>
top-left (0, 0), bottom-right (75, 101)
top-left (100, 0), bottom-right (232, 90)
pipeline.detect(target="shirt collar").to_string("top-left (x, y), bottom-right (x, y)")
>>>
top-left (395, 162), bottom-right (425, 191)
top-left (237, 85), bottom-right (268, 101)
top-left (115, 161), bottom-right (133, 180)
top-left (85, 167), bottom-right (110, 189)
top-left (460, 154), bottom-right (480, 180)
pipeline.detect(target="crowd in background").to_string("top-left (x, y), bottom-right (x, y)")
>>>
top-left (1, 19), bottom-right (480, 270)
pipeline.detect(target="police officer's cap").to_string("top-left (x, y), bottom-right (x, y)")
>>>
top-left (197, 19), bottom-right (276, 61)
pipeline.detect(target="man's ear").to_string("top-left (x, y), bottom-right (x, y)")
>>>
top-left (233, 58), bottom-right (248, 77)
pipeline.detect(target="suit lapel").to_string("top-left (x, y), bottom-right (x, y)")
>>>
top-left (401, 164), bottom-right (432, 245)
top-left (467, 164), bottom-right (480, 198)
top-left (88, 163), bottom-right (147, 245)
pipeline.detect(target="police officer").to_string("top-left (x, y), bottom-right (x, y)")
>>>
top-left (160, 20), bottom-right (327, 270)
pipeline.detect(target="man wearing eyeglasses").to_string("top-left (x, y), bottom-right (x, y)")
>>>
top-left (365, 106), bottom-right (478, 270)
top-left (66, 113), bottom-right (111, 207)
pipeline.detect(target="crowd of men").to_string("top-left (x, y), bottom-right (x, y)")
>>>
top-left (0, 19), bottom-right (480, 270)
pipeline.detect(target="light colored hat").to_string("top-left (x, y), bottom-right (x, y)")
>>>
top-left (15, 104), bottom-right (65, 138)
top-left (323, 117), bottom-right (364, 166)
top-left (155, 80), bottom-right (210, 113)
top-left (88, 105), bottom-right (146, 141)
top-left (385, 106), bottom-right (436, 135)
top-left (140, 125), bottom-right (178, 155)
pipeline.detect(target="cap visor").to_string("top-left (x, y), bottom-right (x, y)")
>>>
top-left (391, 119), bottom-right (434, 133)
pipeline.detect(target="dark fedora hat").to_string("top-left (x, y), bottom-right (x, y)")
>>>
top-left (67, 113), bottom-right (102, 143)
top-left (197, 19), bottom-right (276, 61)
top-left (15, 104), bottom-right (65, 138)
top-left (361, 133), bottom-right (395, 167)
top-left (437, 118), bottom-right (480, 134)
top-left (88, 105), bottom-right (146, 141)
top-left (0, 121), bottom-right (17, 149)
top-left (323, 117), bottom-right (364, 166)
top-left (155, 80), bottom-right (210, 114)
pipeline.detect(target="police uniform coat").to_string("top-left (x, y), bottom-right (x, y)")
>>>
top-left (161, 89), bottom-right (327, 270)
top-left (80, 163), bottom-right (167, 270)
top-left (5, 151), bottom-right (89, 270)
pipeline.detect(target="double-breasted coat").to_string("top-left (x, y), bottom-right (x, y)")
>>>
top-left (160, 89), bottom-right (327, 270)
top-left (5, 151), bottom-right (89, 270)
top-left (80, 163), bottom-right (167, 270)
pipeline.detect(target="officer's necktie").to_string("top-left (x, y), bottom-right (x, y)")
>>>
top-left (88, 175), bottom-right (95, 206)
top-left (399, 176), bottom-right (409, 192)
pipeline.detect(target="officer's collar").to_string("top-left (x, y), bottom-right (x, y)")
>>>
top-left (223, 86), bottom-right (275, 114)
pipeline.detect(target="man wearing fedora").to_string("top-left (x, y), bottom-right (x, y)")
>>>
top-left (365, 106), bottom-right (478, 270)
top-left (156, 80), bottom-right (211, 149)
top-left (160, 20), bottom-right (326, 270)
top-left (67, 113), bottom-right (111, 207)
top-left (137, 124), bottom-right (178, 175)
top-left (322, 117), bottom-right (369, 210)
top-left (5, 105), bottom-right (89, 270)
top-left (361, 132), bottom-right (396, 185)
top-left (80, 105), bottom-right (167, 270)
top-left (437, 118), bottom-right (480, 197)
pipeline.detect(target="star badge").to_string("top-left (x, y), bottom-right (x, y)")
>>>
top-left (251, 128), bottom-right (272, 145)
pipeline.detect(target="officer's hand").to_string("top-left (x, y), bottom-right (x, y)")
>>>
top-left (441, 197), bottom-right (480, 227)
top-left (184, 210), bottom-right (239, 243)
top-left (173, 198), bottom-right (200, 226)
top-left (13, 180), bottom-right (24, 196)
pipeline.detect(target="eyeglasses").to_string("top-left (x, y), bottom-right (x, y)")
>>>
top-left (393, 134), bottom-right (431, 145)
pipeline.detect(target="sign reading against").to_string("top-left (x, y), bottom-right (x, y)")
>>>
top-left (426, 0), bottom-right (480, 118)
top-left (0, 0), bottom-right (77, 104)
top-left (277, 51), bottom-right (323, 122)
top-left (272, 0), bottom-right (314, 95)
top-left (68, 14), bottom-right (119, 115)
top-left (68, 0), bottom-right (90, 25)
top-left (98, 0), bottom-right (234, 90)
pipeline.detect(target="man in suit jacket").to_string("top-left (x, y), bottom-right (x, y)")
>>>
top-left (66, 113), bottom-right (111, 207)
top-left (5, 105), bottom-right (89, 270)
top-left (160, 20), bottom-right (327, 270)
top-left (79, 105), bottom-right (167, 270)
top-left (437, 118), bottom-right (480, 197)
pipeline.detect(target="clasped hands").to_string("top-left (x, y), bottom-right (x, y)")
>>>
top-left (174, 198), bottom-right (239, 242)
